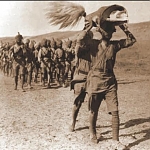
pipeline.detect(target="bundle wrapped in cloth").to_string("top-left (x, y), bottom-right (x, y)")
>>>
top-left (45, 2), bottom-right (128, 30)
top-left (97, 4), bottom-right (128, 26)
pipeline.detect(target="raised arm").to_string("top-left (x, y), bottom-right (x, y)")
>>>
top-left (117, 23), bottom-right (137, 50)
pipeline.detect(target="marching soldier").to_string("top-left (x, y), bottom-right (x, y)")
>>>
top-left (70, 40), bottom-right (76, 80)
top-left (70, 21), bottom-right (136, 150)
top-left (24, 39), bottom-right (34, 89)
top-left (63, 39), bottom-right (75, 87)
top-left (1, 46), bottom-right (10, 76)
top-left (54, 39), bottom-right (66, 86)
top-left (33, 42), bottom-right (41, 83)
top-left (50, 38), bottom-right (57, 82)
top-left (38, 38), bottom-right (52, 88)
top-left (9, 32), bottom-right (26, 91)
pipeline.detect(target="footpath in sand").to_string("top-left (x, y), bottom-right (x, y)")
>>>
top-left (0, 73), bottom-right (149, 150)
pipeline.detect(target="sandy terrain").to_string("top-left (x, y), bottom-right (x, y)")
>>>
top-left (0, 71), bottom-right (149, 150)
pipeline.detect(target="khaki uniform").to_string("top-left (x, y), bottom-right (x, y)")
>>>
top-left (85, 38), bottom-right (136, 113)
top-left (54, 47), bottom-right (66, 83)
top-left (10, 44), bottom-right (26, 76)
top-left (70, 35), bottom-right (91, 105)
top-left (33, 49), bottom-right (40, 82)
top-left (38, 47), bottom-right (51, 73)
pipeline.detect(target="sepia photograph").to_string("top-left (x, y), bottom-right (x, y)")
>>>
top-left (0, 1), bottom-right (150, 150)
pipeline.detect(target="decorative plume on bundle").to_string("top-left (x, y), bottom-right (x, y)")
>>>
top-left (45, 1), bottom-right (128, 31)
top-left (45, 1), bottom-right (86, 29)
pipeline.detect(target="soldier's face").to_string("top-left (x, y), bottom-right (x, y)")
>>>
top-left (16, 39), bottom-right (22, 44)
top-left (24, 43), bottom-right (29, 47)
top-left (101, 22), bottom-right (116, 40)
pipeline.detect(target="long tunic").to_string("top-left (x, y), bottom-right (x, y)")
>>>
top-left (86, 38), bottom-right (135, 94)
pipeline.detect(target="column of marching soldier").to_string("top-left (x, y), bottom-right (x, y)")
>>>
top-left (0, 33), bottom-right (77, 91)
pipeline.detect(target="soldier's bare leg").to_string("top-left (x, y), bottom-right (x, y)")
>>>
top-left (62, 72), bottom-right (67, 87)
top-left (14, 76), bottom-right (18, 90)
top-left (41, 73), bottom-right (45, 86)
top-left (70, 91), bottom-right (86, 132)
top-left (40, 67), bottom-right (46, 86)
top-left (20, 74), bottom-right (25, 92)
top-left (69, 101), bottom-right (82, 132)
top-left (6, 63), bottom-right (9, 76)
top-left (19, 65), bottom-right (26, 92)
top-left (27, 71), bottom-right (33, 89)
top-left (89, 111), bottom-right (99, 144)
top-left (47, 72), bottom-right (52, 88)
top-left (88, 94), bottom-right (102, 144)
top-left (55, 68), bottom-right (60, 86)
top-left (14, 66), bottom-right (19, 90)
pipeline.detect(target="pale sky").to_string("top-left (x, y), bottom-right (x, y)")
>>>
top-left (0, 1), bottom-right (150, 37)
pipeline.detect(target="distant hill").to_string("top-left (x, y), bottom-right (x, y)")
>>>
top-left (112, 21), bottom-right (150, 40)
top-left (24, 21), bottom-right (150, 42)
top-left (0, 21), bottom-right (150, 44)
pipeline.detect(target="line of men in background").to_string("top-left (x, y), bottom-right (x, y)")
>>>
top-left (0, 32), bottom-right (77, 91)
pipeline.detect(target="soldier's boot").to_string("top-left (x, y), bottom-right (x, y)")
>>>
top-left (69, 102), bottom-right (82, 132)
top-left (14, 76), bottom-right (18, 90)
top-left (89, 111), bottom-right (98, 144)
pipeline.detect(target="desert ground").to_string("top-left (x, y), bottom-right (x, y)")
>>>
top-left (0, 21), bottom-right (150, 150)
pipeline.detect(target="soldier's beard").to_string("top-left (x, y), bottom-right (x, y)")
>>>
top-left (16, 41), bottom-right (22, 45)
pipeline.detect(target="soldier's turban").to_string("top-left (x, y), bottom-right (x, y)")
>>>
top-left (47, 39), bottom-right (51, 47)
top-left (24, 39), bottom-right (30, 44)
top-left (50, 39), bottom-right (56, 48)
top-left (65, 39), bottom-right (72, 48)
top-left (55, 39), bottom-right (63, 48)
top-left (34, 42), bottom-right (41, 49)
top-left (15, 34), bottom-right (23, 41)
top-left (41, 38), bottom-right (47, 47)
